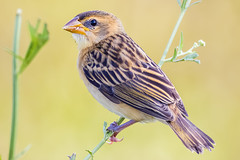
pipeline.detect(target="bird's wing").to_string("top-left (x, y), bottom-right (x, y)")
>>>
top-left (82, 34), bottom-right (187, 121)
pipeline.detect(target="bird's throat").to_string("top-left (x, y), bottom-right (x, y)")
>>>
top-left (72, 33), bottom-right (92, 51)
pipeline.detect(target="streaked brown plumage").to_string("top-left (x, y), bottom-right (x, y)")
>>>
top-left (63, 10), bottom-right (215, 154)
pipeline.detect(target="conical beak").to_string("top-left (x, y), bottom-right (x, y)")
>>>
top-left (63, 17), bottom-right (89, 35)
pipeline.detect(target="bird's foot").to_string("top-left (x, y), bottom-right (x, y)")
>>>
top-left (107, 121), bottom-right (123, 144)
top-left (106, 120), bottom-right (136, 144)
top-left (107, 121), bottom-right (119, 132)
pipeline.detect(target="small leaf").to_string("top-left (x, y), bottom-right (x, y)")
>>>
top-left (173, 58), bottom-right (184, 62)
top-left (173, 52), bottom-right (200, 63)
top-left (86, 150), bottom-right (94, 160)
top-left (103, 121), bottom-right (107, 134)
top-left (181, 0), bottom-right (187, 10)
top-left (184, 53), bottom-right (199, 60)
top-left (189, 0), bottom-right (201, 7)
top-left (171, 48), bottom-right (177, 61)
top-left (198, 39), bottom-right (205, 47)
top-left (179, 32), bottom-right (184, 51)
top-left (0, 155), bottom-right (2, 160)
top-left (68, 153), bottom-right (76, 160)
top-left (18, 20), bottom-right (49, 74)
top-left (103, 121), bottom-right (110, 140)
top-left (192, 59), bottom-right (201, 64)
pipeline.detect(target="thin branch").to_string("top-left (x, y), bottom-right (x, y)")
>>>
top-left (83, 117), bottom-right (125, 160)
top-left (8, 8), bottom-right (22, 160)
top-left (158, 0), bottom-right (192, 67)
top-left (164, 39), bottom-right (205, 64)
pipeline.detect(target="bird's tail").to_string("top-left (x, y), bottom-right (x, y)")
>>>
top-left (168, 115), bottom-right (215, 154)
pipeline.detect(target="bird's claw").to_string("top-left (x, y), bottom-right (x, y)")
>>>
top-left (107, 136), bottom-right (123, 144)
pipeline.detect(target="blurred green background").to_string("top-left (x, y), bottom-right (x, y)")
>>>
top-left (1, 0), bottom-right (240, 160)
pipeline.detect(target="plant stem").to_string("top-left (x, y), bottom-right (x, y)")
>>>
top-left (83, 139), bottom-right (105, 160)
top-left (9, 9), bottom-right (22, 160)
top-left (164, 50), bottom-right (190, 62)
top-left (83, 117), bottom-right (125, 160)
top-left (158, 0), bottom-right (191, 67)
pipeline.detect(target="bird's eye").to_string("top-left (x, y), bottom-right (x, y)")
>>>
top-left (90, 19), bottom-right (97, 26)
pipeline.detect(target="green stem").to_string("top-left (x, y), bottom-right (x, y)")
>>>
top-left (83, 139), bottom-right (105, 160)
top-left (164, 51), bottom-right (190, 62)
top-left (158, 0), bottom-right (191, 67)
top-left (83, 117), bottom-right (125, 160)
top-left (116, 117), bottom-right (125, 125)
top-left (9, 9), bottom-right (22, 160)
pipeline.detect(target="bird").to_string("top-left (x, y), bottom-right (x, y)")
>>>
top-left (63, 10), bottom-right (215, 154)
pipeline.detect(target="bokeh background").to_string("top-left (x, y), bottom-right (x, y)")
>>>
top-left (1, 0), bottom-right (240, 160)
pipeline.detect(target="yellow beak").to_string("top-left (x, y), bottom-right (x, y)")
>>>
top-left (63, 17), bottom-right (89, 35)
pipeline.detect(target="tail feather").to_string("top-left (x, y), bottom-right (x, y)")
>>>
top-left (168, 115), bottom-right (215, 154)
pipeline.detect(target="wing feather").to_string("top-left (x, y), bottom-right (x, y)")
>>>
top-left (82, 33), bottom-right (188, 120)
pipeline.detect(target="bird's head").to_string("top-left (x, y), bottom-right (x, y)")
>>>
top-left (63, 10), bottom-right (125, 51)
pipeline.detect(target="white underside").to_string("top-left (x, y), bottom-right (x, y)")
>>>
top-left (72, 33), bottom-right (92, 51)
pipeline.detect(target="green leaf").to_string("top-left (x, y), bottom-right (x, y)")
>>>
top-left (198, 39), bottom-right (205, 47)
top-left (173, 52), bottom-right (200, 64)
top-left (184, 53), bottom-right (199, 60)
top-left (103, 121), bottom-right (107, 134)
top-left (181, 0), bottom-right (187, 10)
top-left (0, 154), bottom-right (2, 160)
top-left (103, 121), bottom-right (111, 140)
top-left (179, 32), bottom-right (184, 51)
top-left (192, 59), bottom-right (201, 64)
top-left (189, 1), bottom-right (201, 7)
top-left (18, 19), bottom-right (49, 74)
top-left (86, 150), bottom-right (94, 160)
top-left (68, 153), bottom-right (76, 160)
top-left (171, 48), bottom-right (177, 61)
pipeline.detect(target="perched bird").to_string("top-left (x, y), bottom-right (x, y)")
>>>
top-left (63, 10), bottom-right (215, 154)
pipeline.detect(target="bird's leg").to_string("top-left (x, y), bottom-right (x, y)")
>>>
top-left (107, 120), bottom-right (137, 143)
